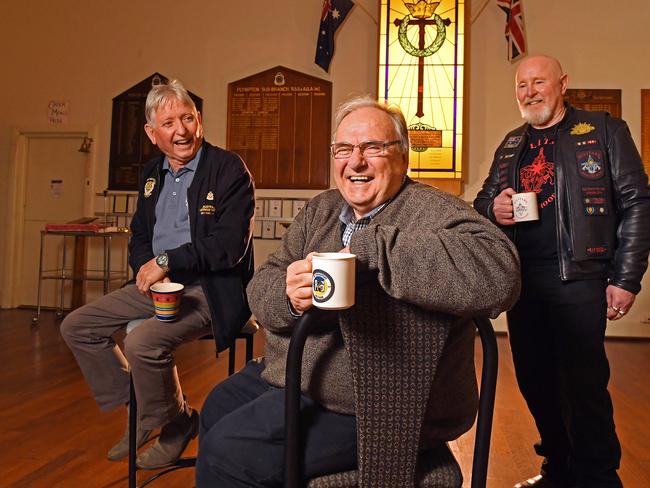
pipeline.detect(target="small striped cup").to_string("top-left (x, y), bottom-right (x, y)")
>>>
top-left (150, 282), bottom-right (184, 322)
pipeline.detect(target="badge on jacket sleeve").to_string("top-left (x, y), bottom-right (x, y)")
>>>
top-left (144, 178), bottom-right (156, 198)
top-left (570, 122), bottom-right (595, 135)
top-left (504, 136), bottom-right (523, 148)
top-left (206, 191), bottom-right (214, 201)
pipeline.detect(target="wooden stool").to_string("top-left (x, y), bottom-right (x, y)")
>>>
top-left (127, 317), bottom-right (259, 488)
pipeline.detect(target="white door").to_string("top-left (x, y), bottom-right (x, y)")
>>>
top-left (16, 135), bottom-right (89, 308)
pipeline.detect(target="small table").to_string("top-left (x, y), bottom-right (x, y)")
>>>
top-left (32, 229), bottom-right (131, 324)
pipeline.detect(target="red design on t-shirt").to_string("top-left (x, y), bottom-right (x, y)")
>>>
top-left (520, 147), bottom-right (554, 193)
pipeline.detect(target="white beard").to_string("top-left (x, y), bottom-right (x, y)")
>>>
top-left (519, 103), bottom-right (553, 127)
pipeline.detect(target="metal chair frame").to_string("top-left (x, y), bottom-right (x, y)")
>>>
top-left (127, 323), bottom-right (258, 488)
top-left (284, 311), bottom-right (498, 488)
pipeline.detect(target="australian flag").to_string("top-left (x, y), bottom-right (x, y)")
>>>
top-left (496, 0), bottom-right (527, 62)
top-left (315, 0), bottom-right (355, 72)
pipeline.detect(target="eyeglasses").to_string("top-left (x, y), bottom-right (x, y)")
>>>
top-left (330, 140), bottom-right (402, 159)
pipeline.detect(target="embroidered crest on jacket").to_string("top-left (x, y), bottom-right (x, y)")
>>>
top-left (504, 136), bottom-right (523, 148)
top-left (577, 150), bottom-right (604, 179)
top-left (144, 178), bottom-right (156, 198)
top-left (570, 122), bottom-right (596, 135)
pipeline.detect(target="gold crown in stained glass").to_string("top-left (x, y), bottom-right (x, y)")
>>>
top-left (404, 0), bottom-right (440, 19)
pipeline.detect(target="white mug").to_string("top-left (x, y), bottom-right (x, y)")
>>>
top-left (512, 192), bottom-right (540, 222)
top-left (311, 252), bottom-right (356, 310)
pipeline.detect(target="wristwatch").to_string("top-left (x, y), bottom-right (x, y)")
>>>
top-left (156, 252), bottom-right (170, 273)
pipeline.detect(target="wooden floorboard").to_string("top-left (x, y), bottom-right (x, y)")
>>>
top-left (1, 308), bottom-right (649, 487)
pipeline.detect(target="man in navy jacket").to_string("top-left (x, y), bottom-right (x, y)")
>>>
top-left (62, 79), bottom-right (254, 469)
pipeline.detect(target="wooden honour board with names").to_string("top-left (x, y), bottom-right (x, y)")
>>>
top-left (227, 66), bottom-right (332, 189)
top-left (565, 89), bottom-right (621, 118)
top-left (108, 73), bottom-right (203, 190)
top-left (642, 90), bottom-right (650, 176)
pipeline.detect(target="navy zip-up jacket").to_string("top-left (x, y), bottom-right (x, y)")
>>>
top-left (129, 140), bottom-right (255, 350)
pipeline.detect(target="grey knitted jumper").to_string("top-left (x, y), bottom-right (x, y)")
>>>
top-left (247, 179), bottom-right (520, 485)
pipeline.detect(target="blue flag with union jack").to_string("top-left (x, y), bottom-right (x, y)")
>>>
top-left (315, 0), bottom-right (355, 72)
top-left (496, 0), bottom-right (527, 62)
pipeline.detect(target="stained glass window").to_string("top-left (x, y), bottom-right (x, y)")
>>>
top-left (378, 0), bottom-right (464, 183)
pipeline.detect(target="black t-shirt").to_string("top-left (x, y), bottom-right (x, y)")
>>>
top-left (516, 125), bottom-right (558, 262)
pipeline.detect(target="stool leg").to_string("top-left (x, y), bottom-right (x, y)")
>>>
top-left (129, 374), bottom-right (137, 488)
top-left (228, 345), bottom-right (235, 376)
top-left (245, 335), bottom-right (254, 363)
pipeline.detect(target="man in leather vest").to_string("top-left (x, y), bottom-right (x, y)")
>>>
top-left (474, 55), bottom-right (650, 488)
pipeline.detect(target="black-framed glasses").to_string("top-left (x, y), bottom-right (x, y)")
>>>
top-left (330, 140), bottom-right (402, 159)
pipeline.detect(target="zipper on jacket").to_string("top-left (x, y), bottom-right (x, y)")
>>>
top-left (552, 132), bottom-right (567, 281)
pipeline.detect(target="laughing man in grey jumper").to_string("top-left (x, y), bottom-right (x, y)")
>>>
top-left (196, 96), bottom-right (521, 487)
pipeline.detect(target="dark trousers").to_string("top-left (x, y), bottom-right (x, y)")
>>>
top-left (507, 263), bottom-right (622, 487)
top-left (195, 360), bottom-right (358, 487)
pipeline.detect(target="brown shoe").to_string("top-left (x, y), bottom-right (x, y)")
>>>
top-left (514, 475), bottom-right (562, 488)
top-left (136, 405), bottom-right (199, 470)
top-left (107, 406), bottom-right (152, 461)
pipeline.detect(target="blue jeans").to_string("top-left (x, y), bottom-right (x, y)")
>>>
top-left (196, 360), bottom-right (358, 487)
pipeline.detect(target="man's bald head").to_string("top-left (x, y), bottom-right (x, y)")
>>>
top-left (515, 54), bottom-right (568, 128)
top-left (516, 55), bottom-right (564, 83)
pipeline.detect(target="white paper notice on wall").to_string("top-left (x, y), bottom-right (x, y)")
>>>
top-left (281, 200), bottom-right (293, 219)
top-left (254, 200), bottom-right (265, 218)
top-left (253, 219), bottom-right (262, 238)
top-left (50, 180), bottom-right (63, 197)
top-left (268, 200), bottom-right (282, 218)
top-left (48, 101), bottom-right (69, 124)
top-left (262, 221), bottom-right (275, 239)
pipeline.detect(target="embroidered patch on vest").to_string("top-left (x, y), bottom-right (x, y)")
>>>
top-left (581, 186), bottom-right (608, 216)
top-left (570, 122), bottom-right (596, 135)
top-left (585, 245), bottom-right (608, 257)
top-left (504, 136), bottom-right (523, 148)
top-left (144, 178), bottom-right (156, 198)
top-left (577, 150), bottom-right (604, 179)
top-left (576, 139), bottom-right (598, 147)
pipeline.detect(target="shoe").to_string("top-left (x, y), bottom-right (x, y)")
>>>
top-left (514, 475), bottom-right (564, 488)
top-left (136, 404), bottom-right (199, 470)
top-left (107, 405), bottom-right (152, 461)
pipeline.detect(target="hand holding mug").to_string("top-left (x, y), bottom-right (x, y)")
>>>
top-left (286, 253), bottom-right (315, 314)
top-left (493, 188), bottom-right (517, 225)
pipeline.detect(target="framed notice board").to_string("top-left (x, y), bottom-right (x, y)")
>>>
top-left (227, 66), bottom-right (332, 189)
top-left (108, 73), bottom-right (203, 190)
top-left (565, 89), bottom-right (621, 118)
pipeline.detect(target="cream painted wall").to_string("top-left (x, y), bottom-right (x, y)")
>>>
top-left (1, 0), bottom-right (648, 333)
top-left (0, 0), bottom-right (379, 307)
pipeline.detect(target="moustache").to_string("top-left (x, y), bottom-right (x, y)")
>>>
top-left (523, 98), bottom-right (543, 106)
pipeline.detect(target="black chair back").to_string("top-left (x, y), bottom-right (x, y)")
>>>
top-left (283, 312), bottom-right (499, 488)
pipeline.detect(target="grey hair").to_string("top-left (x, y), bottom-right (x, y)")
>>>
top-left (145, 79), bottom-right (197, 126)
top-left (333, 95), bottom-right (410, 153)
